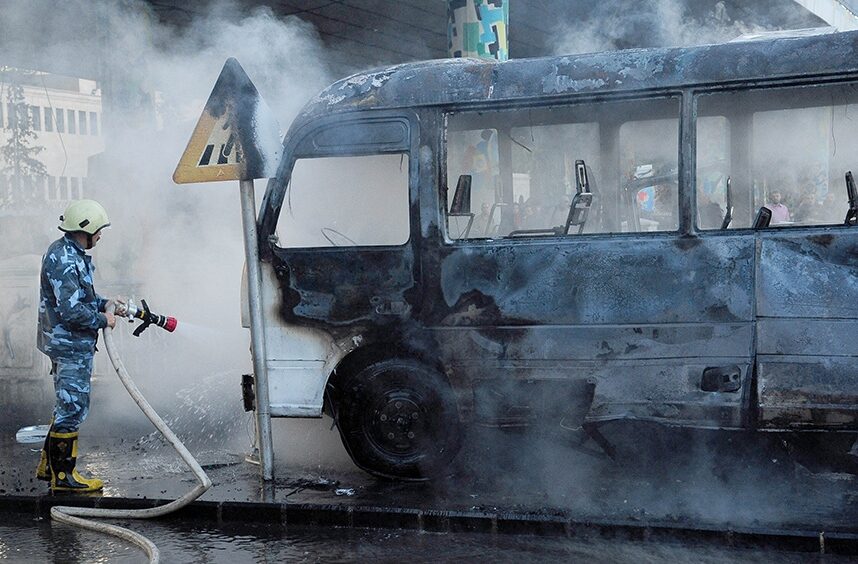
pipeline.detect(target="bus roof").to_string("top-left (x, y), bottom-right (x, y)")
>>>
top-left (297, 29), bottom-right (858, 122)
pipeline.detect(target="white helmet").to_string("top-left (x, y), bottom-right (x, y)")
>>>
top-left (59, 199), bottom-right (110, 235)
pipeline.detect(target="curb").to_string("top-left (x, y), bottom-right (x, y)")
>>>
top-left (1, 495), bottom-right (856, 554)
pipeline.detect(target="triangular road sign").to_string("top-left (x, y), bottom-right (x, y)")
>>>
top-left (173, 58), bottom-right (282, 184)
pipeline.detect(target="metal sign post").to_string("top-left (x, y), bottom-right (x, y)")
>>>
top-left (173, 58), bottom-right (282, 481)
top-left (238, 179), bottom-right (274, 480)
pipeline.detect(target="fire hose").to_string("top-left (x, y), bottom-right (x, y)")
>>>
top-left (49, 301), bottom-right (211, 563)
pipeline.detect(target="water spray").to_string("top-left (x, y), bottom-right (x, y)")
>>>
top-left (125, 299), bottom-right (178, 336)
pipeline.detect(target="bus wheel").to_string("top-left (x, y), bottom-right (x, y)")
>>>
top-left (335, 358), bottom-right (461, 480)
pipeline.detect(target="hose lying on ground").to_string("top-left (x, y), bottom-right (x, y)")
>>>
top-left (50, 309), bottom-right (212, 563)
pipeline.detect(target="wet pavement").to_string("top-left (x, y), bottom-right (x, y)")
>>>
top-left (3, 518), bottom-right (857, 564)
top-left (3, 372), bottom-right (858, 560)
top-left (3, 416), bottom-right (858, 533)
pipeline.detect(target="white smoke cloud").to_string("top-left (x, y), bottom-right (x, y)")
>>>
top-left (0, 0), bottom-right (344, 458)
top-left (551, 0), bottom-right (799, 56)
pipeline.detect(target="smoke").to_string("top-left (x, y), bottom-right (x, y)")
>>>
top-left (551, 0), bottom-right (822, 56)
top-left (0, 0), bottom-right (346, 458)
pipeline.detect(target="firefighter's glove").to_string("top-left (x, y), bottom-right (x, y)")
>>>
top-left (110, 296), bottom-right (129, 317)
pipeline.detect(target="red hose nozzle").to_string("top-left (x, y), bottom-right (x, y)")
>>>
top-left (126, 299), bottom-right (179, 336)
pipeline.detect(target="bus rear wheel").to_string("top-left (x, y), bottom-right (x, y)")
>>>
top-left (334, 358), bottom-right (461, 480)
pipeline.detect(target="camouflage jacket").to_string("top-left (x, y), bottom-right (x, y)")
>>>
top-left (37, 235), bottom-right (108, 359)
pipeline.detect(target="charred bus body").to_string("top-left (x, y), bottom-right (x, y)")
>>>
top-left (249, 30), bottom-right (858, 479)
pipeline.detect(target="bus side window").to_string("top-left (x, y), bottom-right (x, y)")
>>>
top-left (697, 82), bottom-right (858, 230)
top-left (445, 96), bottom-right (680, 241)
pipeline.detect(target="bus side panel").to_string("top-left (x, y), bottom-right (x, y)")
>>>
top-left (424, 233), bottom-right (755, 429)
top-left (246, 260), bottom-right (342, 417)
top-left (272, 246), bottom-right (416, 326)
top-left (433, 325), bottom-right (753, 427)
top-left (756, 230), bottom-right (858, 429)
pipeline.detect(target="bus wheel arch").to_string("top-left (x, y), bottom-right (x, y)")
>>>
top-left (325, 348), bottom-right (462, 480)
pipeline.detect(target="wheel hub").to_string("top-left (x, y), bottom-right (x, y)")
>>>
top-left (370, 393), bottom-right (425, 454)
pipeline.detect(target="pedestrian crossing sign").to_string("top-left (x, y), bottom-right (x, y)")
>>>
top-left (173, 58), bottom-right (282, 184)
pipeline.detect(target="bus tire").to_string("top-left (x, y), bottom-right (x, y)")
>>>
top-left (335, 358), bottom-right (461, 480)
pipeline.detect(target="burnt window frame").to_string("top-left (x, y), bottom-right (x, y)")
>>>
top-left (440, 91), bottom-right (688, 246)
top-left (262, 110), bottom-right (420, 253)
top-left (691, 75), bottom-right (858, 234)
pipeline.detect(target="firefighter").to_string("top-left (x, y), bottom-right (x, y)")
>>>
top-left (34, 199), bottom-right (126, 492)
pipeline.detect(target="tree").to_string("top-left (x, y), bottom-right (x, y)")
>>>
top-left (0, 68), bottom-right (47, 208)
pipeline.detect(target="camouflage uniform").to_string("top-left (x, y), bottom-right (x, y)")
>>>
top-left (37, 235), bottom-right (108, 433)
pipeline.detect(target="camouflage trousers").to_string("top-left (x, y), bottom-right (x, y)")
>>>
top-left (50, 355), bottom-right (94, 433)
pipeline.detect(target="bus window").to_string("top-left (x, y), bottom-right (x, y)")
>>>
top-left (445, 97), bottom-right (680, 240)
top-left (275, 153), bottom-right (410, 247)
top-left (697, 82), bottom-right (858, 229)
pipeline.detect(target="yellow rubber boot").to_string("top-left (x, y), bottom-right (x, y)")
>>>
top-left (48, 431), bottom-right (104, 493)
top-left (35, 420), bottom-right (53, 481)
top-left (36, 450), bottom-right (50, 481)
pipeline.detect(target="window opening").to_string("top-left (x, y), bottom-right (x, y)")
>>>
top-left (275, 153), bottom-right (410, 248)
top-left (446, 97), bottom-right (680, 240)
top-left (697, 82), bottom-right (858, 229)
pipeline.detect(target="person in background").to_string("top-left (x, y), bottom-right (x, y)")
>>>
top-left (698, 191), bottom-right (724, 230)
top-left (767, 191), bottom-right (791, 224)
top-left (521, 201), bottom-right (540, 229)
top-left (34, 200), bottom-right (127, 493)
top-left (820, 190), bottom-right (844, 224)
top-left (512, 203), bottom-right (523, 232)
top-left (472, 202), bottom-right (493, 237)
top-left (792, 192), bottom-right (817, 224)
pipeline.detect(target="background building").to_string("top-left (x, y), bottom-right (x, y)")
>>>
top-left (0, 72), bottom-right (104, 214)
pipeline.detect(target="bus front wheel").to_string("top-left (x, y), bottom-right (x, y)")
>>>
top-left (335, 358), bottom-right (461, 480)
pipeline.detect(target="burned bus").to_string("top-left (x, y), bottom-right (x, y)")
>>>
top-left (248, 29), bottom-right (858, 479)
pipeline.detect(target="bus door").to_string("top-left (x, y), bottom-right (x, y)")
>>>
top-left (259, 111), bottom-right (420, 416)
